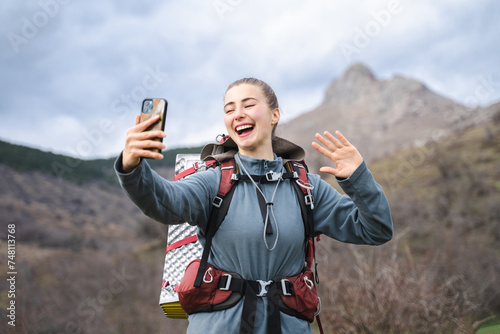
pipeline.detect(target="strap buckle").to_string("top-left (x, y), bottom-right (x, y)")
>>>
top-left (212, 196), bottom-right (223, 208)
top-left (193, 162), bottom-right (206, 172)
top-left (305, 194), bottom-right (314, 207)
top-left (281, 279), bottom-right (293, 296)
top-left (265, 171), bottom-right (282, 182)
top-left (219, 274), bottom-right (232, 291)
top-left (256, 280), bottom-right (273, 297)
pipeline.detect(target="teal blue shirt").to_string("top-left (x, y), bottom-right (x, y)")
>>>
top-left (115, 153), bottom-right (393, 334)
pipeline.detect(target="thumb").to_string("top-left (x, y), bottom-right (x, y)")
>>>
top-left (319, 166), bottom-right (339, 176)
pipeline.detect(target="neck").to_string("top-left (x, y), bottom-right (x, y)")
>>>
top-left (238, 143), bottom-right (275, 161)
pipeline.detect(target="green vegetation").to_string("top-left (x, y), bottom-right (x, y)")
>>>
top-left (0, 140), bottom-right (203, 185)
top-left (478, 322), bottom-right (500, 334)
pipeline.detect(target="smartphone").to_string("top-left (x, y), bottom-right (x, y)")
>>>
top-left (140, 98), bottom-right (168, 154)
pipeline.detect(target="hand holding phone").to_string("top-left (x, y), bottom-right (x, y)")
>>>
top-left (121, 98), bottom-right (168, 173)
top-left (140, 98), bottom-right (168, 154)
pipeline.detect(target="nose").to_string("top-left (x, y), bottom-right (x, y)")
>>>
top-left (233, 105), bottom-right (246, 120)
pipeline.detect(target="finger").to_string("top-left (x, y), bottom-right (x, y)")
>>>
top-left (135, 130), bottom-right (166, 141)
top-left (133, 148), bottom-right (164, 160)
top-left (312, 141), bottom-right (334, 159)
top-left (135, 115), bottom-right (161, 132)
top-left (324, 131), bottom-right (344, 149)
top-left (145, 149), bottom-right (164, 160)
top-left (135, 139), bottom-right (166, 150)
top-left (128, 142), bottom-right (165, 159)
top-left (127, 116), bottom-right (159, 135)
top-left (315, 133), bottom-right (338, 152)
top-left (134, 115), bottom-right (140, 126)
top-left (335, 131), bottom-right (352, 147)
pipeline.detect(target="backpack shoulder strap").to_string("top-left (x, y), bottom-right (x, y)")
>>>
top-left (285, 160), bottom-right (314, 238)
top-left (211, 159), bottom-right (238, 216)
top-left (285, 160), bottom-right (319, 277)
top-left (194, 159), bottom-right (238, 287)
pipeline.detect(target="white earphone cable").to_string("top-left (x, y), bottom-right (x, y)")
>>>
top-left (235, 154), bottom-right (281, 251)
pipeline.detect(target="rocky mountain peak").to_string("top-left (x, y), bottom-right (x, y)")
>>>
top-left (323, 63), bottom-right (377, 106)
top-left (323, 64), bottom-right (429, 107)
top-left (343, 63), bottom-right (376, 81)
top-left (277, 63), bottom-right (493, 172)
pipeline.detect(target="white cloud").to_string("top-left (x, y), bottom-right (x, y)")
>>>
top-left (1, 0), bottom-right (499, 158)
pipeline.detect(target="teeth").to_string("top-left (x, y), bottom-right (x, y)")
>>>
top-left (236, 124), bottom-right (253, 132)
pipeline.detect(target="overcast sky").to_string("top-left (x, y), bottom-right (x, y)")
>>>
top-left (1, 0), bottom-right (499, 159)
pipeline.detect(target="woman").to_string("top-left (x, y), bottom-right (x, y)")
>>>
top-left (115, 78), bottom-right (393, 334)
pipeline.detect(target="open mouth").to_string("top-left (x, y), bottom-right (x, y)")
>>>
top-left (235, 124), bottom-right (254, 136)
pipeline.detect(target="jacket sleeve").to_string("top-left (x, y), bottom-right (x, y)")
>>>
top-left (114, 153), bottom-right (219, 230)
top-left (310, 161), bottom-right (393, 245)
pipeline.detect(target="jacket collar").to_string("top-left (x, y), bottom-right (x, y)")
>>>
top-left (200, 135), bottom-right (305, 164)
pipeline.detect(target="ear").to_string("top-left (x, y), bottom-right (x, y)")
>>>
top-left (271, 108), bottom-right (280, 125)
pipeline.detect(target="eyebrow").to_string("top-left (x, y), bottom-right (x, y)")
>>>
top-left (224, 97), bottom-right (258, 109)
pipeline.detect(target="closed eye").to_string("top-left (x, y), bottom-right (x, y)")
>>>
top-left (245, 104), bottom-right (255, 108)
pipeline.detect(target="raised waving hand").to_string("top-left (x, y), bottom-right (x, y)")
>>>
top-left (312, 131), bottom-right (363, 179)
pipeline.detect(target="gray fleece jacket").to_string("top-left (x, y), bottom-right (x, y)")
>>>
top-left (115, 152), bottom-right (393, 334)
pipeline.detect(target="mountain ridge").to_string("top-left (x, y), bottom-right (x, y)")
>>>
top-left (277, 63), bottom-right (499, 172)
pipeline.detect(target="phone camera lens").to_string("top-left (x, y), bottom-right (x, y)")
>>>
top-left (143, 100), bottom-right (153, 114)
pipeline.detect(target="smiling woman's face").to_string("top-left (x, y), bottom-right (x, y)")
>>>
top-left (224, 83), bottom-right (280, 159)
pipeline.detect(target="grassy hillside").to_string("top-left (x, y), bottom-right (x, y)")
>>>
top-left (371, 121), bottom-right (500, 255)
top-left (0, 140), bottom-right (203, 185)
